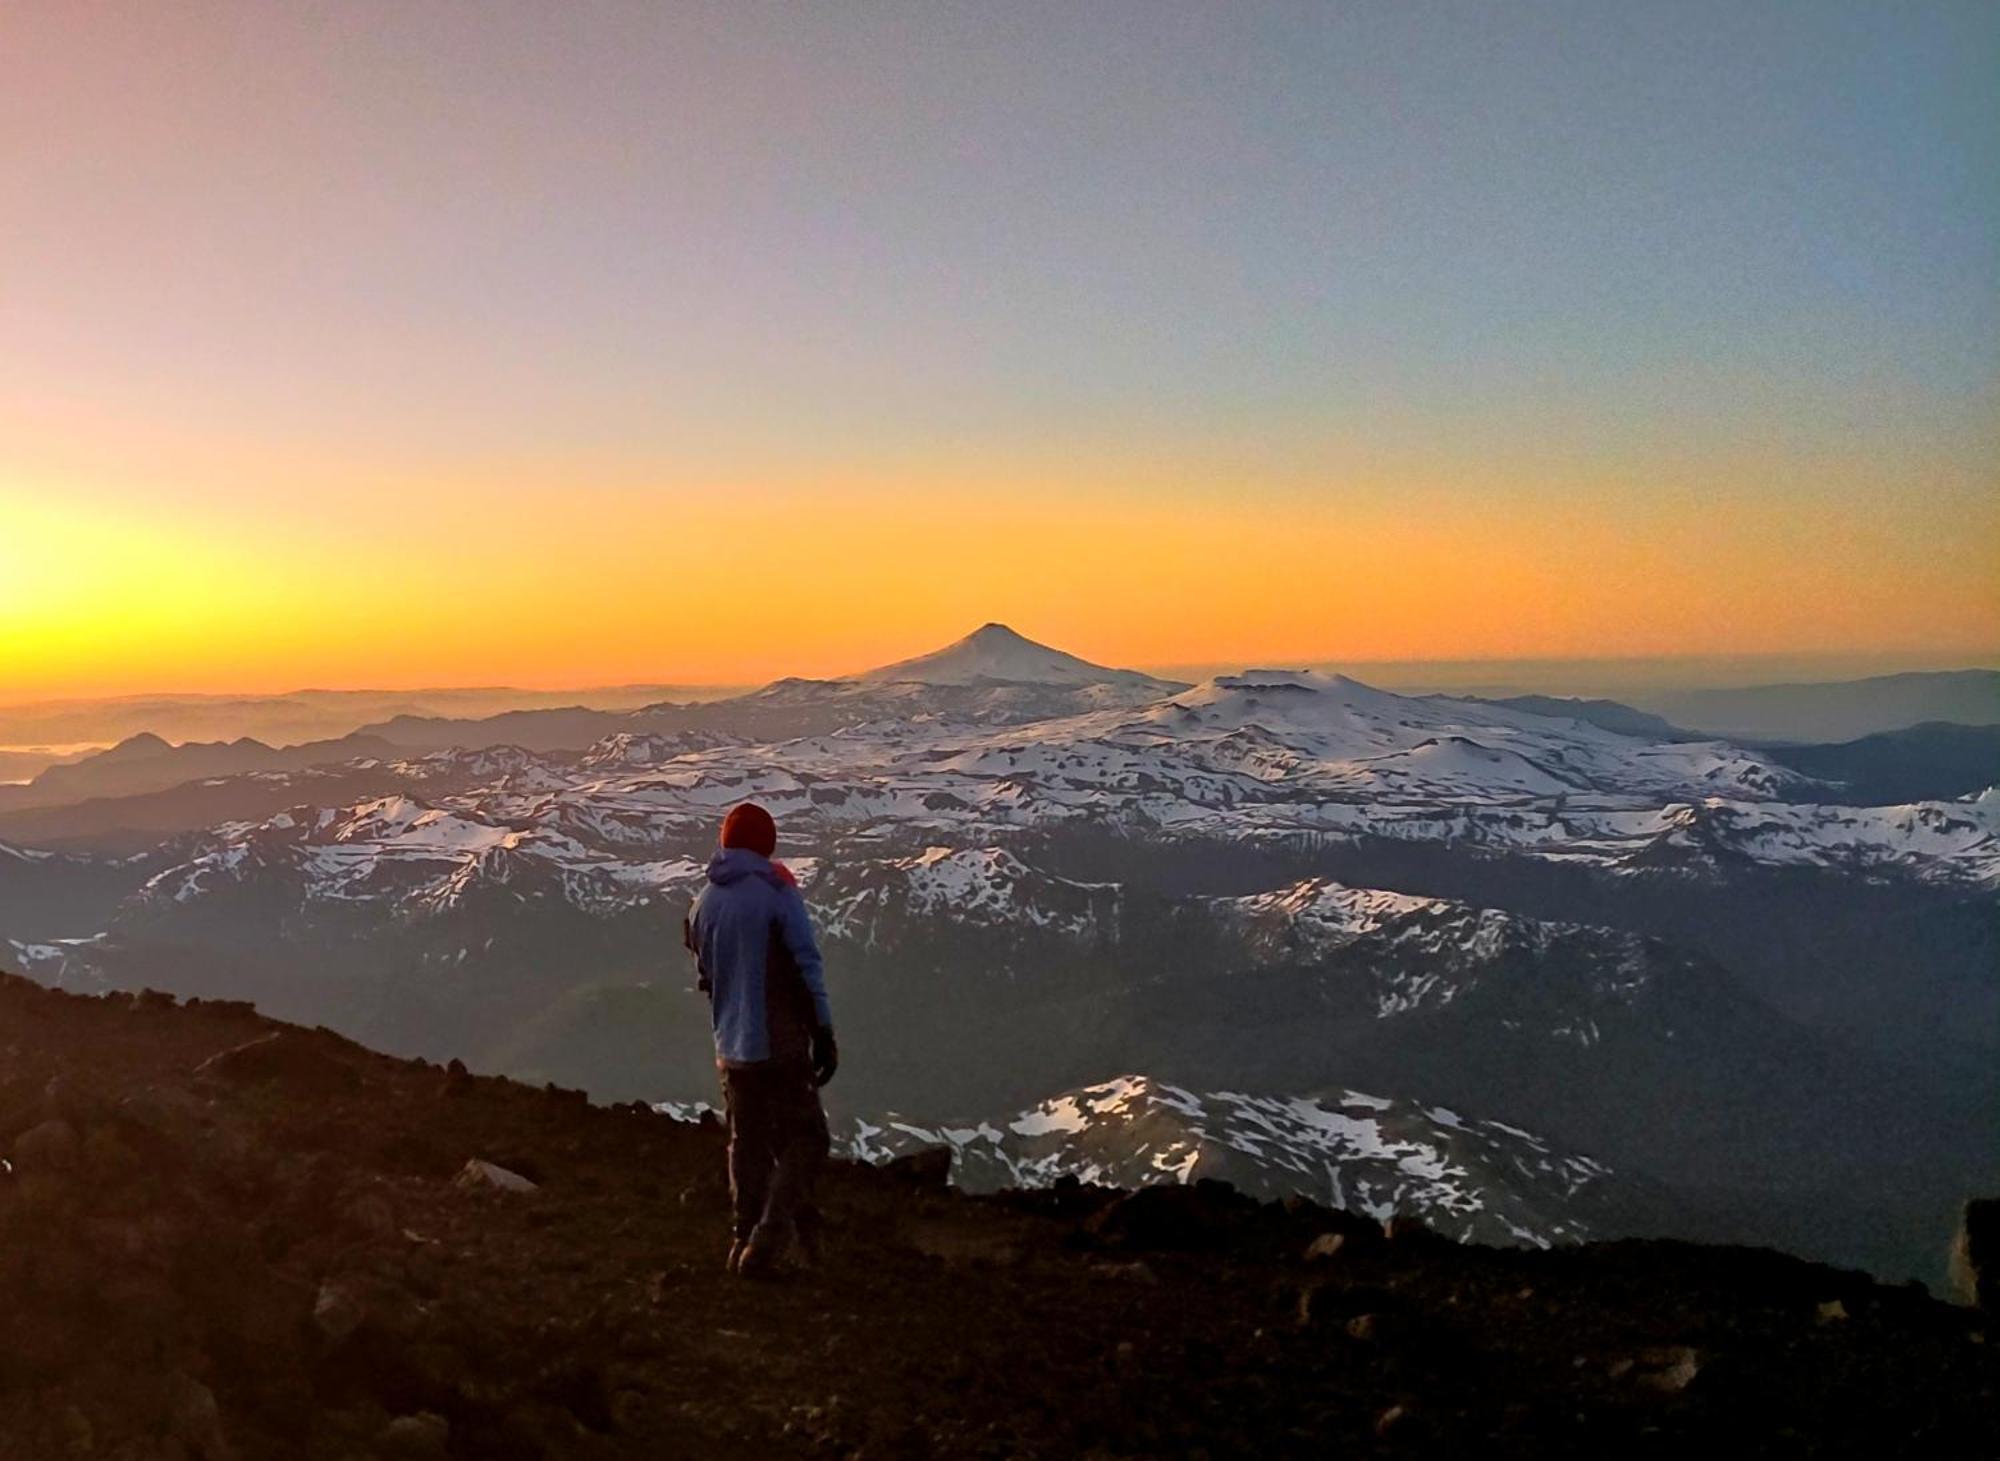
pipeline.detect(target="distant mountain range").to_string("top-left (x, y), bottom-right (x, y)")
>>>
top-left (1468, 694), bottom-right (1692, 741)
top-left (0, 683), bottom-right (727, 756)
top-left (1759, 722), bottom-right (2000, 804)
top-left (1632, 669), bottom-right (2000, 742)
top-left (0, 731), bottom-right (399, 814)
top-left (1459, 701), bottom-right (2000, 804)
top-left (1, 623), bottom-right (1994, 1283)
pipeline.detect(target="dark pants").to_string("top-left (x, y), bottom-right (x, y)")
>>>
top-left (720, 1059), bottom-right (829, 1247)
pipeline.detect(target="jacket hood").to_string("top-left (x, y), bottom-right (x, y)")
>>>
top-left (707, 846), bottom-right (789, 889)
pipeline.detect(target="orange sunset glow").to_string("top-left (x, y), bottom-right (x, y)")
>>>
top-left (2, 2), bottom-right (1995, 700)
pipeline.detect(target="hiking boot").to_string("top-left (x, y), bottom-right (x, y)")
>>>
top-left (735, 1222), bottom-right (795, 1280)
top-left (725, 1238), bottom-right (749, 1275)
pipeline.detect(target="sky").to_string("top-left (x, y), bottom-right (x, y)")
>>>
top-left (2, 1), bottom-right (1995, 697)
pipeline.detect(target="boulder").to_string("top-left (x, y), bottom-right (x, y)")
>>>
top-left (313, 1281), bottom-right (369, 1345)
top-left (454, 1158), bottom-right (538, 1194)
top-left (882, 1147), bottom-right (953, 1189)
top-left (165, 1372), bottom-right (235, 1461)
top-left (1084, 1181), bottom-right (1255, 1251)
top-left (1382, 1214), bottom-right (1443, 1246)
top-left (314, 1276), bottom-right (427, 1345)
top-left (1303, 1232), bottom-right (1346, 1263)
top-left (1623, 1345), bottom-right (1702, 1394)
top-left (1950, 1198), bottom-right (1999, 1314)
top-left (342, 1191), bottom-right (399, 1240)
top-left (376, 1411), bottom-right (450, 1460)
top-left (194, 1032), bottom-right (360, 1098)
top-left (12, 1117), bottom-right (79, 1173)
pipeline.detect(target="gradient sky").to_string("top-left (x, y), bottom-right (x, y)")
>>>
top-left (3, 1), bottom-right (1995, 696)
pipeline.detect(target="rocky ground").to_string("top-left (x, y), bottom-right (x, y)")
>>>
top-left (1, 970), bottom-right (1993, 1460)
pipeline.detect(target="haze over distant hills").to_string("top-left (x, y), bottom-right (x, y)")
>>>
top-left (9, 638), bottom-right (1991, 766)
top-left (0, 684), bottom-right (737, 766)
top-left (1633, 670), bottom-right (2000, 742)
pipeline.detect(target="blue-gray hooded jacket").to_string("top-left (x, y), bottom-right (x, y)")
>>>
top-left (687, 847), bottom-right (832, 1067)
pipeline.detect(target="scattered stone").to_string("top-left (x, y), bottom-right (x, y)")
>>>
top-left (376, 1411), bottom-right (450, 1460)
top-left (1635, 1345), bottom-right (1702, 1394)
top-left (6, 968), bottom-right (2000, 1458)
top-left (1088, 1259), bottom-right (1160, 1285)
top-left (314, 1281), bottom-right (369, 1345)
top-left (1303, 1232), bottom-right (1346, 1263)
top-left (454, 1158), bottom-right (538, 1194)
top-left (1296, 1280), bottom-right (1406, 1334)
top-left (165, 1372), bottom-right (234, 1461)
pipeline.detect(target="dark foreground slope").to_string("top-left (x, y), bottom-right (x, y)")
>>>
top-left (1, 973), bottom-right (1993, 1460)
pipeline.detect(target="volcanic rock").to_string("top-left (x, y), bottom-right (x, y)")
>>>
top-left (882, 1146), bottom-right (953, 1188)
top-left (1951, 1198), bottom-right (1999, 1314)
top-left (1, 969), bottom-right (1995, 1458)
top-left (12, 1117), bottom-right (78, 1173)
top-left (194, 1031), bottom-right (361, 1097)
top-left (453, 1157), bottom-right (538, 1193)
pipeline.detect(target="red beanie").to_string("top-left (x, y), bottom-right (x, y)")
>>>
top-left (720, 802), bottom-right (777, 858)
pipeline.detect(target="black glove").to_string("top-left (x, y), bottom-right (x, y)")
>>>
top-left (810, 1026), bottom-right (839, 1089)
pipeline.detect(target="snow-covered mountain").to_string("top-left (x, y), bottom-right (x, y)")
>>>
top-left (469, 673), bottom-right (1993, 886)
top-left (348, 624), bottom-right (1183, 753)
top-left (837, 1075), bottom-right (1632, 1248)
top-left (857, 622), bottom-right (1184, 693)
top-left (56, 657), bottom-right (2000, 930)
top-left (133, 796), bottom-right (707, 918)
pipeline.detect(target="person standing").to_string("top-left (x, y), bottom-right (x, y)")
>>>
top-left (685, 802), bottom-right (838, 1277)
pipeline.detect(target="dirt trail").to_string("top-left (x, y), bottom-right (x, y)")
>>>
top-left (0, 971), bottom-right (1992, 1459)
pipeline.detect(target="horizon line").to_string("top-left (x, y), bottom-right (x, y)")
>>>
top-left (3, 647), bottom-right (1997, 711)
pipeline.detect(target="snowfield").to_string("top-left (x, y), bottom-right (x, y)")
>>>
top-left (838, 1075), bottom-right (1623, 1248)
top-left (117, 663), bottom-right (1999, 927)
